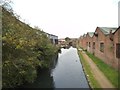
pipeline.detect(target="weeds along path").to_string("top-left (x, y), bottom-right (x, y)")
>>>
top-left (81, 51), bottom-right (115, 89)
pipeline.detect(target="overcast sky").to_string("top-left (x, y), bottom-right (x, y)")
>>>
top-left (11, 0), bottom-right (119, 38)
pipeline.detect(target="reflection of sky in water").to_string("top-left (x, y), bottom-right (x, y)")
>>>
top-left (52, 47), bottom-right (89, 88)
top-left (21, 47), bottom-right (89, 88)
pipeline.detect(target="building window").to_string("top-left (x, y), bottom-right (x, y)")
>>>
top-left (116, 43), bottom-right (120, 58)
top-left (89, 42), bottom-right (91, 47)
top-left (100, 43), bottom-right (104, 52)
top-left (55, 39), bottom-right (58, 44)
top-left (93, 42), bottom-right (95, 49)
top-left (86, 42), bottom-right (88, 47)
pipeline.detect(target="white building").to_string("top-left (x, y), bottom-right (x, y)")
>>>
top-left (46, 33), bottom-right (58, 44)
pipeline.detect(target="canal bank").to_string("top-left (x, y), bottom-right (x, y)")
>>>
top-left (78, 49), bottom-right (116, 89)
top-left (78, 49), bottom-right (100, 89)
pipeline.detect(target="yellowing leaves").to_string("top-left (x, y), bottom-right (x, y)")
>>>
top-left (16, 45), bottom-right (21, 49)
top-left (2, 7), bottom-right (58, 88)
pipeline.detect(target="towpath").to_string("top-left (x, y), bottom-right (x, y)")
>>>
top-left (81, 51), bottom-right (115, 89)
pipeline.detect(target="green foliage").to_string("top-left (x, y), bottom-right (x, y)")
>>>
top-left (65, 37), bottom-right (71, 42)
top-left (2, 7), bottom-right (57, 88)
top-left (86, 51), bottom-right (119, 88)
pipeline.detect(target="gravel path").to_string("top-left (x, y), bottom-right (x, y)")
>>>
top-left (81, 51), bottom-right (115, 89)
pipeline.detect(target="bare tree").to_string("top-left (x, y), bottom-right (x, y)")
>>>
top-left (0, 0), bottom-right (13, 12)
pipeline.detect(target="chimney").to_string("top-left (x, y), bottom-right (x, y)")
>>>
top-left (109, 30), bottom-right (113, 41)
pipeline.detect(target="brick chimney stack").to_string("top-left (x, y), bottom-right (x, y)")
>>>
top-left (109, 30), bottom-right (113, 41)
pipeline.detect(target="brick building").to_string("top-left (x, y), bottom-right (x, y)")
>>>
top-left (79, 34), bottom-right (87, 50)
top-left (86, 32), bottom-right (94, 53)
top-left (79, 27), bottom-right (120, 69)
top-left (113, 27), bottom-right (120, 70)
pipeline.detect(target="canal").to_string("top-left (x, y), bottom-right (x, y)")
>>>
top-left (21, 47), bottom-right (90, 88)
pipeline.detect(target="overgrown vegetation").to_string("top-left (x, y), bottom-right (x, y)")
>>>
top-left (2, 6), bottom-right (58, 88)
top-left (86, 51), bottom-right (119, 88)
top-left (78, 50), bottom-right (101, 89)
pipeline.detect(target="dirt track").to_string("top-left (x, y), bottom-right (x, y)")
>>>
top-left (81, 51), bottom-right (115, 89)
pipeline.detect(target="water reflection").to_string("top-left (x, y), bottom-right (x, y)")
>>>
top-left (19, 68), bottom-right (54, 88)
top-left (19, 47), bottom-right (90, 88)
top-left (19, 54), bottom-right (59, 88)
top-left (52, 47), bottom-right (90, 88)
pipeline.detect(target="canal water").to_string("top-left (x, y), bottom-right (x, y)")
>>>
top-left (21, 47), bottom-right (89, 88)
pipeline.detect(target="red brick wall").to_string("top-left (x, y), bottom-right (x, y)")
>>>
top-left (79, 36), bottom-right (83, 48)
top-left (83, 37), bottom-right (87, 50)
top-left (92, 35), bottom-right (96, 54)
top-left (79, 27), bottom-right (119, 69)
top-left (118, 28), bottom-right (120, 70)
top-left (79, 36), bottom-right (87, 50)
top-left (113, 29), bottom-right (119, 69)
top-left (94, 28), bottom-right (106, 63)
top-left (86, 33), bottom-right (93, 53)
top-left (94, 27), bottom-right (118, 69)
top-left (105, 35), bottom-right (116, 68)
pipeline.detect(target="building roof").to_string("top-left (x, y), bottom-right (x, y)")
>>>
top-left (83, 34), bottom-right (86, 37)
top-left (99, 27), bottom-right (117, 35)
top-left (79, 36), bottom-right (83, 39)
top-left (45, 32), bottom-right (58, 37)
top-left (114, 26), bottom-right (120, 34)
top-left (87, 32), bottom-right (94, 37)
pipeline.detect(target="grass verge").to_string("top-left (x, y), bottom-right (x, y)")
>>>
top-left (78, 51), bottom-right (101, 90)
top-left (86, 51), bottom-right (118, 88)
